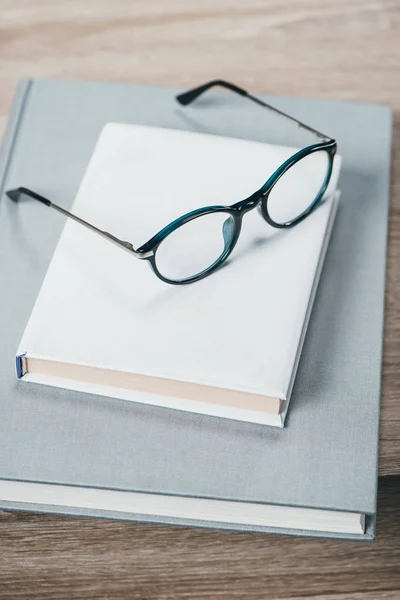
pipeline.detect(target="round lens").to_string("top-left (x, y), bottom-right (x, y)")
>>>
top-left (266, 150), bottom-right (330, 225)
top-left (155, 212), bottom-right (236, 282)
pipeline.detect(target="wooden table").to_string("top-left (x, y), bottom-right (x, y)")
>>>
top-left (0, 1), bottom-right (399, 598)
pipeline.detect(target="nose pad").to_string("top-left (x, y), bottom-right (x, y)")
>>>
top-left (222, 216), bottom-right (236, 250)
top-left (257, 202), bottom-right (265, 218)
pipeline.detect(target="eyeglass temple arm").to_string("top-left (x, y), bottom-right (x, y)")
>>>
top-left (6, 187), bottom-right (150, 259)
top-left (176, 79), bottom-right (331, 142)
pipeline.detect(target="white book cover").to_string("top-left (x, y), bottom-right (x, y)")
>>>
top-left (16, 123), bottom-right (341, 426)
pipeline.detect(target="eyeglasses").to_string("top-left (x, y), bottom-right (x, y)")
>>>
top-left (7, 79), bottom-right (336, 285)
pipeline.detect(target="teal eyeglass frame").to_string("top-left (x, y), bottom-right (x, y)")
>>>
top-left (6, 79), bottom-right (337, 285)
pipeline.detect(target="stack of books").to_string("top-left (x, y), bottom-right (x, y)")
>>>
top-left (0, 79), bottom-right (392, 540)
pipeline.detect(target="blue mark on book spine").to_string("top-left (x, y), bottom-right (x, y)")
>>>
top-left (16, 353), bottom-right (27, 378)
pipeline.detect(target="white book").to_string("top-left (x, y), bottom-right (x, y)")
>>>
top-left (16, 123), bottom-right (341, 427)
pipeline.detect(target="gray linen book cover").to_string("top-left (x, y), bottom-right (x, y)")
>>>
top-left (0, 79), bottom-right (392, 540)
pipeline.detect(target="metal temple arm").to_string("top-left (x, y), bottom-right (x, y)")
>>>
top-left (176, 79), bottom-right (332, 142)
top-left (6, 187), bottom-right (148, 258)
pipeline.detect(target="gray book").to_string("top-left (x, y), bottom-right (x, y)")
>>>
top-left (0, 79), bottom-right (392, 540)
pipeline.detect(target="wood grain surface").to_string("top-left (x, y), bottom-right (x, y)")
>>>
top-left (0, 477), bottom-right (399, 600)
top-left (0, 1), bottom-right (399, 598)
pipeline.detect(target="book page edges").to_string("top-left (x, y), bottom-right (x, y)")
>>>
top-left (0, 479), bottom-right (365, 536)
top-left (24, 357), bottom-right (281, 415)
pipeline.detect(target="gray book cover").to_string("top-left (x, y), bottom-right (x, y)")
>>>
top-left (0, 79), bottom-right (392, 540)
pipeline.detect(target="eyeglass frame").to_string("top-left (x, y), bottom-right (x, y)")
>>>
top-left (6, 79), bottom-right (337, 285)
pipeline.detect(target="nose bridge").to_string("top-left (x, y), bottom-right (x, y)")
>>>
top-left (233, 191), bottom-right (263, 215)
